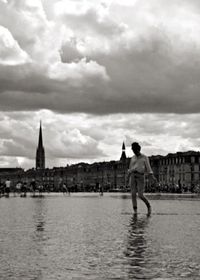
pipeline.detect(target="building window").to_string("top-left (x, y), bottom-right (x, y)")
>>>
top-left (191, 156), bottom-right (195, 163)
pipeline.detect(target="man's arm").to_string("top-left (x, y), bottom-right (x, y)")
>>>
top-left (126, 157), bottom-right (133, 185)
top-left (126, 170), bottom-right (132, 185)
top-left (145, 156), bottom-right (153, 174)
top-left (145, 156), bottom-right (157, 182)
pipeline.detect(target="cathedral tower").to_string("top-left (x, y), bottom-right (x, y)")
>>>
top-left (120, 141), bottom-right (127, 161)
top-left (36, 121), bottom-right (45, 169)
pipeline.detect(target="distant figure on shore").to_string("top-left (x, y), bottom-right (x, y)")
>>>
top-left (62, 183), bottom-right (68, 195)
top-left (98, 183), bottom-right (103, 196)
top-left (21, 182), bottom-right (27, 197)
top-left (68, 185), bottom-right (71, 195)
top-left (14, 181), bottom-right (22, 196)
top-left (5, 178), bottom-right (11, 197)
top-left (30, 179), bottom-right (37, 196)
top-left (0, 181), bottom-right (4, 197)
top-left (38, 183), bottom-right (44, 196)
top-left (126, 142), bottom-right (156, 215)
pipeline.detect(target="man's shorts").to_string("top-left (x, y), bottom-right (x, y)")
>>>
top-left (130, 173), bottom-right (145, 195)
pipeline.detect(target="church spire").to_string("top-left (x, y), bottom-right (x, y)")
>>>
top-left (38, 120), bottom-right (43, 148)
top-left (120, 141), bottom-right (127, 161)
top-left (36, 121), bottom-right (45, 169)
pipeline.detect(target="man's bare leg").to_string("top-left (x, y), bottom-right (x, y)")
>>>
top-left (138, 193), bottom-right (151, 214)
top-left (131, 187), bottom-right (137, 213)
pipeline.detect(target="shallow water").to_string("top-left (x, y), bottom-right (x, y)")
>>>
top-left (0, 193), bottom-right (200, 280)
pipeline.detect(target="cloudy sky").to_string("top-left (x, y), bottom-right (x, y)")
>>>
top-left (1, 0), bottom-right (200, 169)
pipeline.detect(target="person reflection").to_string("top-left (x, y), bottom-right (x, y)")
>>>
top-left (32, 198), bottom-right (46, 240)
top-left (124, 214), bottom-right (150, 278)
top-left (30, 198), bottom-right (47, 279)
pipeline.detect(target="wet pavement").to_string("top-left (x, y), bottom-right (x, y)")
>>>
top-left (0, 193), bottom-right (200, 280)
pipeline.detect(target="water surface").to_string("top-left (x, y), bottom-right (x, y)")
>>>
top-left (0, 193), bottom-right (200, 280)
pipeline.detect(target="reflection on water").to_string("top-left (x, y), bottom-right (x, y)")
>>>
top-left (124, 214), bottom-right (161, 279)
top-left (32, 199), bottom-right (47, 280)
top-left (33, 198), bottom-right (46, 233)
top-left (0, 194), bottom-right (200, 280)
top-left (125, 214), bottom-right (149, 278)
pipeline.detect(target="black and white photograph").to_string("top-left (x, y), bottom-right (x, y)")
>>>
top-left (0, 0), bottom-right (200, 279)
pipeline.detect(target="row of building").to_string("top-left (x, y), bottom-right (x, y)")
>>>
top-left (0, 123), bottom-right (200, 192)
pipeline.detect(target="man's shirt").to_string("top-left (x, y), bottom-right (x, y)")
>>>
top-left (129, 153), bottom-right (153, 174)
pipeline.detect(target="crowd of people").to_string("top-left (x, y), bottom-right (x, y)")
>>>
top-left (0, 178), bottom-right (60, 197)
top-left (0, 179), bottom-right (105, 197)
top-left (156, 183), bottom-right (200, 194)
top-left (0, 178), bottom-right (200, 198)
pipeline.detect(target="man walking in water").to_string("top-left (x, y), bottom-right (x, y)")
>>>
top-left (126, 142), bottom-right (156, 215)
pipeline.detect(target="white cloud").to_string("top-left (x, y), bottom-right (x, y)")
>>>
top-left (48, 58), bottom-right (109, 82)
top-left (0, 26), bottom-right (30, 65)
top-left (0, 156), bottom-right (20, 168)
top-left (0, 110), bottom-right (107, 168)
top-left (1, 110), bottom-right (200, 169)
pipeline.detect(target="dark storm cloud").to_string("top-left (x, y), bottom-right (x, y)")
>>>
top-left (0, 61), bottom-right (109, 112)
top-left (1, 0), bottom-right (200, 114)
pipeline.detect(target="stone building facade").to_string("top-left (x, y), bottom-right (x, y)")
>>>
top-left (155, 151), bottom-right (200, 191)
top-left (1, 151), bottom-right (200, 192)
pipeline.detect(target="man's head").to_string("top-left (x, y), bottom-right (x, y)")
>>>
top-left (131, 142), bottom-right (141, 156)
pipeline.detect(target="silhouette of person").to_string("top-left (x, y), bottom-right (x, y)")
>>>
top-left (126, 142), bottom-right (156, 215)
top-left (5, 178), bottom-right (11, 197)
